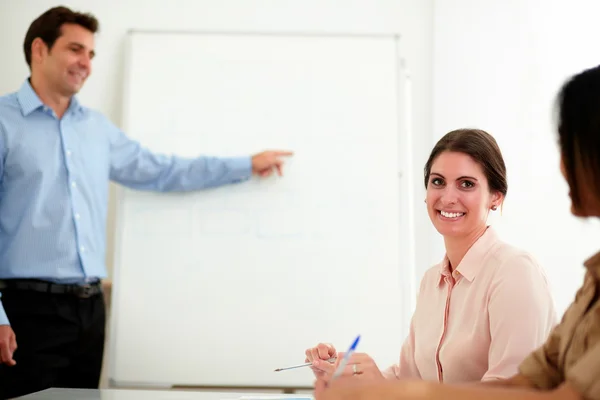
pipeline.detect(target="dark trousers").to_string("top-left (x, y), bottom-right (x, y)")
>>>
top-left (0, 288), bottom-right (106, 399)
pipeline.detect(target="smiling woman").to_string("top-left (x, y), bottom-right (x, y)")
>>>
top-left (424, 129), bottom-right (506, 263)
top-left (305, 128), bottom-right (557, 386)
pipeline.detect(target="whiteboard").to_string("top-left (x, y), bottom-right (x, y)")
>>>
top-left (109, 31), bottom-right (415, 389)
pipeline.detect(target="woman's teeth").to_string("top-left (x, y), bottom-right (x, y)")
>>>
top-left (440, 210), bottom-right (464, 218)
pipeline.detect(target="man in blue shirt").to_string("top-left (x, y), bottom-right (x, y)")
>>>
top-left (0, 6), bottom-right (292, 398)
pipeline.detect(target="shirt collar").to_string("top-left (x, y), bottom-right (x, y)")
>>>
top-left (68, 95), bottom-right (84, 115)
top-left (584, 250), bottom-right (600, 280)
top-left (437, 226), bottom-right (498, 286)
top-left (17, 78), bottom-right (85, 116)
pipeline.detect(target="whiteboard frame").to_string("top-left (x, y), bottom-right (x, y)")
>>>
top-left (108, 29), bottom-right (416, 391)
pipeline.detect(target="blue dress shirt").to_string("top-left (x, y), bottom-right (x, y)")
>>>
top-left (0, 79), bottom-right (252, 325)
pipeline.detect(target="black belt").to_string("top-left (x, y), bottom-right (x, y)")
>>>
top-left (0, 279), bottom-right (102, 298)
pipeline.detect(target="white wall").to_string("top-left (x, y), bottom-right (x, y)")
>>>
top-left (4, 0), bottom-right (598, 338)
top-left (1, 0), bottom-right (435, 281)
top-left (433, 0), bottom-right (600, 316)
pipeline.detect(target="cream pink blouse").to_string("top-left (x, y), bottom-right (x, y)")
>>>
top-left (383, 227), bottom-right (557, 383)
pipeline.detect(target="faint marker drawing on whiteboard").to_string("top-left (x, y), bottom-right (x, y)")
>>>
top-left (194, 209), bottom-right (252, 235)
top-left (128, 203), bottom-right (193, 236)
top-left (256, 207), bottom-right (306, 238)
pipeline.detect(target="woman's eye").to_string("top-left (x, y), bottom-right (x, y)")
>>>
top-left (431, 178), bottom-right (443, 186)
top-left (461, 180), bottom-right (474, 188)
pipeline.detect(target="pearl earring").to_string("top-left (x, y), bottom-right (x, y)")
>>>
top-left (491, 205), bottom-right (497, 211)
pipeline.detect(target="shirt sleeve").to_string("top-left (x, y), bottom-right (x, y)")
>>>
top-left (0, 120), bottom-right (8, 325)
top-left (482, 253), bottom-right (558, 381)
top-left (0, 120), bottom-right (5, 186)
top-left (517, 325), bottom-right (563, 389)
top-left (0, 298), bottom-right (9, 325)
top-left (565, 340), bottom-right (600, 399)
top-left (518, 271), bottom-right (593, 390)
top-left (107, 122), bottom-right (252, 191)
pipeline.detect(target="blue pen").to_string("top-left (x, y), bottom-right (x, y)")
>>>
top-left (330, 335), bottom-right (361, 381)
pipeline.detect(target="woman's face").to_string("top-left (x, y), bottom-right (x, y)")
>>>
top-left (426, 151), bottom-right (502, 238)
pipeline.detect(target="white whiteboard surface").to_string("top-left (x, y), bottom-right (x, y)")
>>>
top-left (109, 31), bottom-right (415, 389)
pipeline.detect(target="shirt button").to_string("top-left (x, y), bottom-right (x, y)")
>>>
top-left (71, 181), bottom-right (77, 188)
top-left (80, 246), bottom-right (85, 252)
top-left (66, 150), bottom-right (72, 156)
top-left (75, 213), bottom-right (80, 220)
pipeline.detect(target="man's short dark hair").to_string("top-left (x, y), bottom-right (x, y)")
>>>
top-left (23, 6), bottom-right (99, 67)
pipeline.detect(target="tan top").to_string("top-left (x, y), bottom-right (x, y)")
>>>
top-left (519, 250), bottom-right (600, 399)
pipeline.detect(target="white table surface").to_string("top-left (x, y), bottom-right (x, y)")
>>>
top-left (18, 388), bottom-right (314, 400)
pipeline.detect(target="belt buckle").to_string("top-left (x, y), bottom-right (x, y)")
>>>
top-left (76, 284), bottom-right (94, 298)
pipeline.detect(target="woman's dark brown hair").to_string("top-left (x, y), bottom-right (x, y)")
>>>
top-left (424, 129), bottom-right (508, 197)
top-left (555, 65), bottom-right (600, 211)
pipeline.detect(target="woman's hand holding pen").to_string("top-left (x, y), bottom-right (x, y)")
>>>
top-left (330, 352), bottom-right (385, 381)
top-left (306, 343), bottom-right (385, 382)
top-left (306, 343), bottom-right (337, 378)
